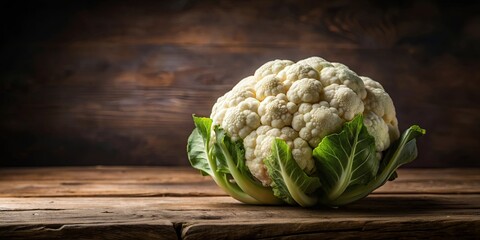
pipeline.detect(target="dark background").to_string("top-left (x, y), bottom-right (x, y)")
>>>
top-left (1, 0), bottom-right (479, 167)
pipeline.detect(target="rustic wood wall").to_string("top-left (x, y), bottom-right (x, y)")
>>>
top-left (1, 0), bottom-right (479, 167)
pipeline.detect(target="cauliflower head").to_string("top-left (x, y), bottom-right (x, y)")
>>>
top-left (210, 57), bottom-right (399, 186)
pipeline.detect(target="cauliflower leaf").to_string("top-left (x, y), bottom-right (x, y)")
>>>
top-left (330, 125), bottom-right (426, 206)
top-left (313, 117), bottom-right (426, 206)
top-left (188, 116), bottom-right (260, 204)
top-left (214, 126), bottom-right (282, 204)
top-left (264, 138), bottom-right (321, 207)
top-left (313, 115), bottom-right (378, 202)
top-left (187, 128), bottom-right (212, 176)
top-left (187, 116), bottom-right (213, 176)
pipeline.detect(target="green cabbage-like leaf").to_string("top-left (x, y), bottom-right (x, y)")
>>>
top-left (187, 116), bottom-right (260, 204)
top-left (187, 128), bottom-right (212, 176)
top-left (323, 124), bottom-right (426, 206)
top-left (313, 115), bottom-right (378, 202)
top-left (187, 116), bottom-right (213, 176)
top-left (193, 115), bottom-right (212, 145)
top-left (264, 138), bottom-right (321, 207)
top-left (378, 125), bottom-right (426, 180)
top-left (214, 126), bottom-right (281, 204)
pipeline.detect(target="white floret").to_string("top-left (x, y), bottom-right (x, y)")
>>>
top-left (224, 85), bottom-right (256, 107)
top-left (320, 64), bottom-right (367, 99)
top-left (286, 78), bottom-right (323, 104)
top-left (221, 97), bottom-right (261, 141)
top-left (210, 79), bottom-right (256, 126)
top-left (277, 64), bottom-right (319, 90)
top-left (363, 111), bottom-right (391, 152)
top-left (297, 56), bottom-right (334, 73)
top-left (258, 94), bottom-right (297, 128)
top-left (323, 84), bottom-right (364, 121)
top-left (243, 127), bottom-right (270, 186)
top-left (292, 103), bottom-right (344, 147)
top-left (244, 126), bottom-right (314, 186)
top-left (292, 137), bottom-right (315, 174)
top-left (254, 59), bottom-right (294, 80)
top-left (210, 95), bottom-right (228, 126)
top-left (255, 74), bottom-right (286, 100)
top-left (361, 76), bottom-right (384, 90)
top-left (361, 77), bottom-right (400, 140)
top-left (362, 77), bottom-right (395, 122)
top-left (364, 89), bottom-right (395, 125)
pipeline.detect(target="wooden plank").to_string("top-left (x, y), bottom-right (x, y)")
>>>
top-left (1, 167), bottom-right (478, 238)
top-left (0, 195), bottom-right (479, 239)
top-left (182, 218), bottom-right (480, 240)
top-left (1, 195), bottom-right (479, 222)
top-left (376, 168), bottom-right (480, 194)
top-left (0, 166), bottom-right (224, 197)
top-left (0, 223), bottom-right (176, 240)
top-left (0, 167), bottom-right (478, 197)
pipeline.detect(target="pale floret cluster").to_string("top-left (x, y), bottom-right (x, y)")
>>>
top-left (210, 57), bottom-right (400, 186)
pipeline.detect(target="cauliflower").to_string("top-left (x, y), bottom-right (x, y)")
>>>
top-left (210, 57), bottom-right (399, 186)
top-left (258, 94), bottom-right (297, 128)
top-left (188, 56), bottom-right (425, 207)
top-left (292, 102), bottom-right (343, 147)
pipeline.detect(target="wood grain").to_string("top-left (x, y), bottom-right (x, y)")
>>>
top-left (0, 166), bottom-right (225, 197)
top-left (1, 0), bottom-right (479, 167)
top-left (0, 167), bottom-right (479, 239)
top-left (2, 195), bottom-right (479, 223)
top-left (182, 217), bottom-right (480, 240)
top-left (1, 195), bottom-right (479, 239)
top-left (0, 223), bottom-right (176, 240)
top-left (0, 167), bottom-right (479, 197)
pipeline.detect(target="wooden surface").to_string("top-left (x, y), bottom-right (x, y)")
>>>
top-left (0, 167), bottom-right (479, 239)
top-left (1, 0), bottom-right (479, 167)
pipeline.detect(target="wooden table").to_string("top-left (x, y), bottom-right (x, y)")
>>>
top-left (0, 167), bottom-right (478, 239)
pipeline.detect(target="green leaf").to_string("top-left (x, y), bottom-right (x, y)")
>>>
top-left (329, 125), bottom-right (426, 206)
top-left (187, 116), bottom-right (213, 176)
top-left (313, 115), bottom-right (378, 201)
top-left (379, 125), bottom-right (425, 176)
top-left (192, 115), bottom-right (212, 145)
top-left (188, 116), bottom-right (260, 204)
top-left (187, 128), bottom-right (212, 176)
top-left (214, 126), bottom-right (282, 204)
top-left (264, 138), bottom-right (321, 207)
top-left (212, 126), bottom-right (231, 175)
top-left (222, 130), bottom-right (260, 182)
